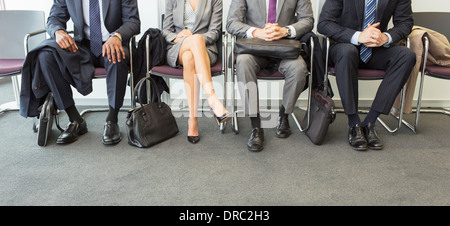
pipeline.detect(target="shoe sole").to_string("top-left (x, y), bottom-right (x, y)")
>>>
top-left (368, 146), bottom-right (383, 150)
top-left (247, 145), bottom-right (264, 152)
top-left (215, 116), bottom-right (232, 126)
top-left (102, 135), bottom-right (122, 145)
top-left (276, 133), bottom-right (291, 139)
top-left (351, 146), bottom-right (368, 151)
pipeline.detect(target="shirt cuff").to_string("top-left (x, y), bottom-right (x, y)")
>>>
top-left (287, 26), bottom-right (296, 38)
top-left (383, 32), bottom-right (393, 47)
top-left (246, 27), bottom-right (257, 39)
top-left (351, 31), bottom-right (361, 45)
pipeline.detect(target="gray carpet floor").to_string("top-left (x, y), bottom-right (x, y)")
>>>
top-left (0, 77), bottom-right (449, 206)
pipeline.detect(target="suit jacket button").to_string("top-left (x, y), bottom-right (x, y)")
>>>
top-left (33, 86), bottom-right (38, 90)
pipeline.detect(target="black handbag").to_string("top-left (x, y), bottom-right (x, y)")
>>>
top-left (126, 77), bottom-right (179, 148)
top-left (234, 38), bottom-right (302, 59)
top-left (301, 88), bottom-right (336, 145)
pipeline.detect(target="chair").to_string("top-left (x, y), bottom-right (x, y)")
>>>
top-left (229, 35), bottom-right (315, 135)
top-left (0, 10), bottom-right (46, 114)
top-left (323, 37), bottom-right (408, 134)
top-left (146, 14), bottom-right (229, 133)
top-left (407, 12), bottom-right (450, 133)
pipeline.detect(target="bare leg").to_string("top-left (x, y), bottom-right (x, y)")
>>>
top-left (178, 35), bottom-right (227, 117)
top-left (180, 51), bottom-right (200, 137)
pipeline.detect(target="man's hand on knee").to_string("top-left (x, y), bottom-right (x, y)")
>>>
top-left (103, 33), bottom-right (125, 64)
top-left (55, 30), bottom-right (78, 53)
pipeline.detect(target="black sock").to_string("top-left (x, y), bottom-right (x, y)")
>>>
top-left (362, 109), bottom-right (381, 127)
top-left (65, 105), bottom-right (83, 123)
top-left (250, 114), bottom-right (261, 129)
top-left (348, 114), bottom-right (361, 127)
top-left (279, 105), bottom-right (289, 118)
top-left (106, 106), bottom-right (119, 123)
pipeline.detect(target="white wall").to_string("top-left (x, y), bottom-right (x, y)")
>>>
top-left (4, 0), bottom-right (450, 108)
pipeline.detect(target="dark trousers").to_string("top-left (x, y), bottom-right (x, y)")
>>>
top-left (329, 43), bottom-right (416, 115)
top-left (37, 41), bottom-right (129, 111)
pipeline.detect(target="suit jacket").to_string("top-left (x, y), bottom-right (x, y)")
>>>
top-left (317, 0), bottom-right (413, 44)
top-left (162, 0), bottom-right (222, 64)
top-left (226, 0), bottom-right (314, 40)
top-left (47, 0), bottom-right (141, 43)
top-left (20, 0), bottom-right (140, 118)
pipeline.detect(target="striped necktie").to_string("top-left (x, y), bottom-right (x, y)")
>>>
top-left (267, 0), bottom-right (277, 23)
top-left (360, 0), bottom-right (376, 63)
top-left (90, 0), bottom-right (103, 57)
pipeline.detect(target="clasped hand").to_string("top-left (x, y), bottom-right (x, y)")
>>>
top-left (358, 22), bottom-right (389, 47)
top-left (55, 30), bottom-right (125, 64)
top-left (174, 29), bottom-right (193, 43)
top-left (253, 23), bottom-right (288, 41)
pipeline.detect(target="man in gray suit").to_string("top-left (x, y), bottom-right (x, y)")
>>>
top-left (25, 0), bottom-right (140, 145)
top-left (227, 0), bottom-right (314, 152)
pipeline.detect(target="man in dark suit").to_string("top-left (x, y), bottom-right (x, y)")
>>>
top-left (318, 0), bottom-right (416, 151)
top-left (22, 0), bottom-right (140, 145)
top-left (227, 0), bottom-right (314, 152)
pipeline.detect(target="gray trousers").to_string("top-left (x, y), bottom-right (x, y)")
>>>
top-left (235, 54), bottom-right (308, 116)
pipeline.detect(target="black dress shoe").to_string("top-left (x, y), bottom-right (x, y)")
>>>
top-left (102, 121), bottom-right (122, 145)
top-left (187, 136), bottom-right (200, 144)
top-left (247, 128), bottom-right (264, 152)
top-left (275, 116), bottom-right (291, 138)
top-left (363, 122), bottom-right (384, 150)
top-left (348, 124), bottom-right (368, 151)
top-left (56, 120), bottom-right (88, 144)
top-left (214, 112), bottom-right (233, 126)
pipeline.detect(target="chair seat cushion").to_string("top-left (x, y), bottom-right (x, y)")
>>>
top-left (256, 70), bottom-right (284, 79)
top-left (151, 62), bottom-right (223, 78)
top-left (425, 64), bottom-right (450, 79)
top-left (93, 67), bottom-right (107, 78)
top-left (0, 59), bottom-right (24, 76)
top-left (328, 67), bottom-right (386, 80)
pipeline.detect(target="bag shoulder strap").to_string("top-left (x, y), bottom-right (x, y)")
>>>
top-left (134, 77), bottom-right (162, 107)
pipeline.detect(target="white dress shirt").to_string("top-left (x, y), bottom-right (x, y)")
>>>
top-left (82, 0), bottom-right (111, 41)
top-left (246, 0), bottom-right (296, 39)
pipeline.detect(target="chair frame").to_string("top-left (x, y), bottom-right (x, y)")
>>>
top-left (323, 37), bottom-right (409, 134)
top-left (400, 12), bottom-right (450, 133)
top-left (229, 34), bottom-right (314, 135)
top-left (405, 35), bottom-right (450, 133)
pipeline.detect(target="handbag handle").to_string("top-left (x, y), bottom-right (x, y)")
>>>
top-left (134, 76), bottom-right (162, 108)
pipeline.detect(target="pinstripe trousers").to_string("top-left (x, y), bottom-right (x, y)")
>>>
top-left (329, 43), bottom-right (416, 115)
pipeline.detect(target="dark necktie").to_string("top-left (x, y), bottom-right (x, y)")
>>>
top-left (267, 0), bottom-right (277, 23)
top-left (360, 0), bottom-right (376, 63)
top-left (90, 0), bottom-right (103, 57)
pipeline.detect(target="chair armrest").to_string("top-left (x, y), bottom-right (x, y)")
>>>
top-left (222, 31), bottom-right (228, 72)
top-left (24, 29), bottom-right (46, 55)
top-left (421, 34), bottom-right (430, 73)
